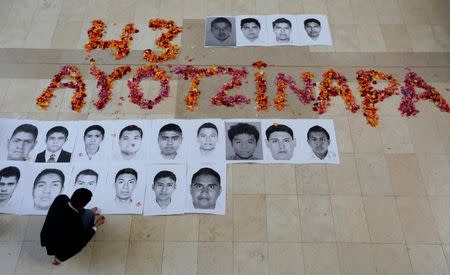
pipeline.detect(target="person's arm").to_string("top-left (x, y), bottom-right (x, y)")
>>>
top-left (81, 215), bottom-right (105, 245)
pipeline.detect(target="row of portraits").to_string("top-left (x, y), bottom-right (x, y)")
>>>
top-left (0, 161), bottom-right (226, 216)
top-left (205, 14), bottom-right (332, 47)
top-left (0, 119), bottom-right (339, 164)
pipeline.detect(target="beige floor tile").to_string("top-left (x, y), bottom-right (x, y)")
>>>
top-left (0, 241), bottom-right (22, 275)
top-left (278, 0), bottom-right (303, 13)
top-left (130, 216), bottom-right (166, 241)
top-left (133, 0), bottom-right (160, 22)
top-left (296, 165), bottom-right (329, 195)
top-left (435, 114), bottom-right (450, 154)
top-left (375, 0), bottom-right (404, 24)
top-left (381, 24), bottom-right (412, 52)
top-left (407, 117), bottom-right (447, 154)
top-left (231, 164), bottom-right (265, 194)
top-left (207, 0), bottom-right (232, 15)
top-left (408, 244), bottom-right (450, 275)
top-left (327, 154), bottom-right (361, 195)
top-left (399, 2), bottom-right (430, 25)
top-left (266, 195), bottom-right (301, 242)
top-left (15, 241), bottom-right (52, 275)
top-left (24, 18), bottom-right (58, 49)
top-left (162, 241), bottom-right (197, 275)
top-left (302, 0), bottom-right (328, 13)
top-left (351, 0), bottom-right (379, 25)
top-left (164, 214), bottom-right (199, 241)
top-left (432, 25), bottom-right (450, 52)
top-left (89, 241), bottom-right (128, 275)
top-left (377, 92), bottom-right (403, 117)
top-left (230, 0), bottom-right (256, 15)
top-left (268, 243), bottom-right (305, 275)
top-left (348, 116), bottom-right (384, 153)
top-left (183, 0), bottom-right (206, 19)
top-left (338, 243), bottom-right (377, 275)
top-left (198, 197), bottom-right (233, 241)
top-left (328, 0), bottom-right (354, 24)
top-left (356, 154), bottom-right (393, 195)
top-left (299, 195), bottom-right (336, 242)
top-left (396, 197), bottom-right (440, 244)
top-left (332, 116), bottom-right (353, 153)
top-left (372, 244), bottom-right (413, 275)
top-left (234, 242), bottom-right (269, 275)
top-left (95, 215), bottom-right (131, 241)
top-left (2, 79), bottom-right (41, 113)
top-left (418, 154), bottom-right (450, 196)
top-left (264, 164), bottom-right (297, 194)
top-left (363, 196), bottom-right (404, 243)
top-left (444, 245), bottom-right (450, 270)
top-left (379, 117), bottom-right (414, 154)
top-left (24, 216), bottom-right (46, 241)
top-left (331, 196), bottom-right (370, 242)
top-left (125, 241), bottom-right (163, 275)
top-left (332, 24), bottom-right (360, 52)
top-left (51, 20), bottom-right (84, 49)
top-left (386, 154), bottom-right (427, 195)
top-left (303, 243), bottom-right (341, 275)
top-left (357, 24), bottom-right (386, 52)
top-left (407, 24), bottom-right (442, 52)
top-left (106, 0), bottom-right (136, 22)
top-left (0, 215), bottom-right (28, 241)
top-left (233, 195), bottom-right (267, 241)
top-left (430, 197), bottom-right (450, 244)
top-left (59, 0), bottom-right (88, 21)
top-left (197, 242), bottom-right (233, 275)
top-left (52, 243), bottom-right (93, 275)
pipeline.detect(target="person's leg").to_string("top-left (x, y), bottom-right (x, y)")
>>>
top-left (80, 209), bottom-right (95, 232)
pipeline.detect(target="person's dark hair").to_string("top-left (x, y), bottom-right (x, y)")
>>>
top-left (33, 168), bottom-right (65, 189)
top-left (119, 125), bottom-right (143, 139)
top-left (75, 169), bottom-right (99, 183)
top-left (227, 123), bottom-right (260, 143)
top-left (115, 168), bottom-right (138, 182)
top-left (307, 125), bottom-right (330, 140)
top-left (154, 170), bottom-right (176, 183)
top-left (240, 18), bottom-right (260, 28)
top-left (84, 125), bottom-right (105, 139)
top-left (191, 168), bottom-right (221, 185)
top-left (70, 188), bottom-right (93, 208)
top-left (46, 126), bottom-right (69, 140)
top-left (159, 123), bottom-right (182, 136)
top-left (272, 18), bottom-right (291, 28)
top-left (0, 166), bottom-right (21, 181)
top-left (304, 18), bottom-right (321, 26)
top-left (265, 124), bottom-right (294, 140)
top-left (10, 124), bottom-right (38, 141)
top-left (197, 123), bottom-right (218, 136)
top-left (211, 17), bottom-right (232, 29)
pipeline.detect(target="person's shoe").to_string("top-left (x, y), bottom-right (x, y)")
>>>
top-left (52, 257), bottom-right (61, 266)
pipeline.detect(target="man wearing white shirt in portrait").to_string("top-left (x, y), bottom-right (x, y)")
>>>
top-left (306, 125), bottom-right (337, 162)
top-left (80, 125), bottom-right (105, 161)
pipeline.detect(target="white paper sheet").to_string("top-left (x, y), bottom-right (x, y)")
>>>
top-left (149, 119), bottom-right (190, 163)
top-left (188, 119), bottom-right (226, 164)
top-left (261, 119), bottom-right (303, 163)
top-left (297, 14), bottom-right (333, 46)
top-left (0, 161), bottom-right (32, 214)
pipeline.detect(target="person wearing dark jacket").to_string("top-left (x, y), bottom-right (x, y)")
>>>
top-left (40, 188), bottom-right (105, 265)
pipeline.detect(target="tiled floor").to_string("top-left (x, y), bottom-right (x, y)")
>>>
top-left (0, 0), bottom-right (449, 274)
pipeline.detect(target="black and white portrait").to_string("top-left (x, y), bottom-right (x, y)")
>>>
top-left (143, 164), bottom-right (186, 216)
top-left (297, 14), bottom-right (333, 46)
top-left (99, 164), bottom-right (146, 214)
top-left (20, 164), bottom-right (72, 215)
top-left (0, 162), bottom-right (28, 214)
top-left (112, 120), bottom-right (149, 162)
top-left (267, 15), bottom-right (299, 46)
top-left (34, 122), bottom-right (77, 163)
top-left (69, 164), bottom-right (107, 209)
top-left (185, 163), bottom-right (226, 215)
top-left (72, 121), bottom-right (113, 162)
top-left (189, 119), bottom-right (225, 163)
top-left (204, 16), bottom-right (237, 47)
top-left (150, 120), bottom-right (188, 163)
top-left (262, 120), bottom-right (300, 163)
top-left (3, 120), bottom-right (39, 162)
top-left (299, 120), bottom-right (339, 164)
top-left (235, 15), bottom-right (268, 46)
top-left (225, 120), bottom-right (264, 162)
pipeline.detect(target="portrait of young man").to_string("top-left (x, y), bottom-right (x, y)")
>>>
top-left (0, 166), bottom-right (20, 208)
top-left (264, 123), bottom-right (296, 161)
top-left (226, 122), bottom-right (262, 161)
top-left (197, 122), bottom-right (219, 156)
top-left (272, 17), bottom-right (292, 44)
top-left (306, 125), bottom-right (337, 161)
top-left (73, 169), bottom-right (98, 193)
top-left (152, 170), bottom-right (176, 210)
top-left (205, 16), bottom-right (236, 47)
top-left (6, 123), bottom-right (38, 161)
top-left (118, 125), bottom-right (143, 161)
top-left (298, 14), bottom-right (333, 46)
top-left (32, 168), bottom-right (65, 210)
top-left (35, 126), bottom-right (72, 163)
top-left (81, 125), bottom-right (105, 161)
top-left (190, 167), bottom-right (221, 210)
top-left (158, 123), bottom-right (183, 160)
top-left (113, 168), bottom-right (137, 206)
